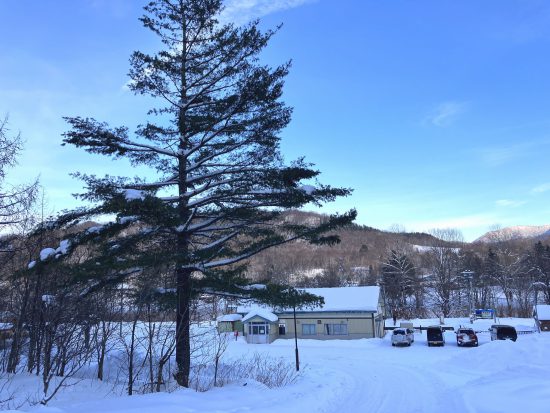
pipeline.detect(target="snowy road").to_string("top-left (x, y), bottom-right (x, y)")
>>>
top-left (328, 356), bottom-right (466, 413)
top-left (231, 322), bottom-right (550, 413)
top-left (290, 333), bottom-right (470, 413)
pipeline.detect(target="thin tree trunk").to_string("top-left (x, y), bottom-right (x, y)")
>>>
top-left (127, 318), bottom-right (138, 396)
top-left (156, 357), bottom-right (168, 392)
top-left (7, 280), bottom-right (31, 373)
top-left (97, 321), bottom-right (107, 381)
top-left (213, 355), bottom-right (219, 387)
top-left (175, 268), bottom-right (191, 387)
top-left (147, 304), bottom-right (155, 393)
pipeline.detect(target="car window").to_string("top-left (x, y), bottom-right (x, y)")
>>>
top-left (497, 327), bottom-right (516, 335)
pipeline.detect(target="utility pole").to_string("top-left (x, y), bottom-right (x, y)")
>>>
top-left (293, 303), bottom-right (299, 371)
top-left (462, 270), bottom-right (474, 322)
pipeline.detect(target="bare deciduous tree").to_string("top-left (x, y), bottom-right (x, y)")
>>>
top-left (0, 116), bottom-right (38, 233)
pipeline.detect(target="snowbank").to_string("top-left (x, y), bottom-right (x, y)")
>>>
top-left (3, 318), bottom-right (550, 413)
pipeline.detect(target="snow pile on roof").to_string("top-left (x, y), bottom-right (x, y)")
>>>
top-left (243, 309), bottom-right (278, 323)
top-left (535, 305), bottom-right (550, 320)
top-left (302, 286), bottom-right (381, 312)
top-left (217, 314), bottom-right (242, 322)
top-left (238, 286), bottom-right (381, 314)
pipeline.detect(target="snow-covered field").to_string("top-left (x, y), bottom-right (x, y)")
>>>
top-left (2, 317), bottom-right (549, 413)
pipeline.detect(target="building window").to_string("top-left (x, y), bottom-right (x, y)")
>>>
top-left (279, 323), bottom-right (286, 335)
top-left (302, 324), bottom-right (316, 335)
top-left (325, 323), bottom-right (348, 335)
top-left (248, 322), bottom-right (269, 335)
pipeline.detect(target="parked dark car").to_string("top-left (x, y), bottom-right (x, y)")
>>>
top-left (427, 326), bottom-right (445, 346)
top-left (489, 325), bottom-right (517, 342)
top-left (456, 327), bottom-right (478, 347)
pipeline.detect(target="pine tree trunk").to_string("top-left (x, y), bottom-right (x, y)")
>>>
top-left (174, 7), bottom-right (190, 386)
top-left (127, 318), bottom-right (138, 396)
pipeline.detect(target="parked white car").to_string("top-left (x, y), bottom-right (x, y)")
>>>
top-left (391, 328), bottom-right (414, 346)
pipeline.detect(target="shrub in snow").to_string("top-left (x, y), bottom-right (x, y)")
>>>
top-left (190, 352), bottom-right (301, 391)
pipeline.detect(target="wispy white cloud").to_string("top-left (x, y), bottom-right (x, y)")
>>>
top-left (425, 101), bottom-right (467, 127)
top-left (479, 146), bottom-right (521, 167)
top-left (532, 182), bottom-right (550, 194)
top-left (477, 139), bottom-right (550, 167)
top-left (220, 0), bottom-right (316, 25)
top-left (495, 199), bottom-right (526, 208)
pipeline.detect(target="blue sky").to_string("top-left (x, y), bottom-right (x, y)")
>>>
top-left (1, 0), bottom-right (550, 241)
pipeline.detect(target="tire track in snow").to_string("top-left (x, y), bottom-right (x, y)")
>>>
top-left (309, 352), bottom-right (469, 413)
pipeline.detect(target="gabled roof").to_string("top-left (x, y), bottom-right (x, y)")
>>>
top-left (242, 309), bottom-right (278, 323)
top-left (238, 286), bottom-right (381, 315)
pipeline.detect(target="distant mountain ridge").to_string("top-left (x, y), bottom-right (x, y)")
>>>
top-left (474, 225), bottom-right (550, 243)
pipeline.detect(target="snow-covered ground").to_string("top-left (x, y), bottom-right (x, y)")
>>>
top-left (2, 317), bottom-right (549, 413)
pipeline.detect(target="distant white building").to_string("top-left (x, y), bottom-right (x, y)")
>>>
top-left (220, 286), bottom-right (386, 344)
top-left (533, 305), bottom-right (550, 332)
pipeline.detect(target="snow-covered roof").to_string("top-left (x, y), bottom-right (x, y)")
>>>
top-left (534, 305), bottom-right (550, 320)
top-left (238, 286), bottom-right (381, 314)
top-left (242, 309), bottom-right (278, 323)
top-left (301, 286), bottom-right (380, 312)
top-left (216, 314), bottom-right (243, 322)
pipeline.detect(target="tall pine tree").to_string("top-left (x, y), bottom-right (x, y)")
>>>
top-left (47, 0), bottom-right (354, 387)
